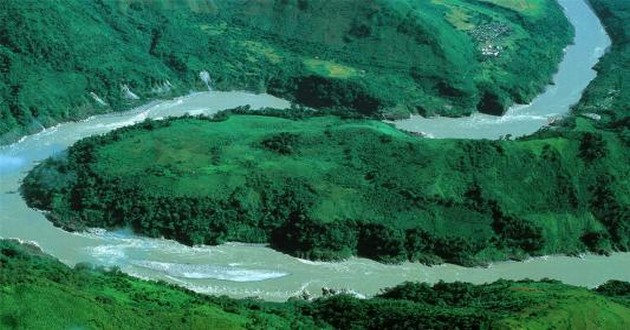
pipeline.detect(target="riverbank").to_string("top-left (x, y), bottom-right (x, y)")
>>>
top-left (393, 0), bottom-right (610, 139)
top-left (2, 239), bottom-right (629, 329)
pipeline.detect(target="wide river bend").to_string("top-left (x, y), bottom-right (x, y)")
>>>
top-left (395, 0), bottom-right (611, 139)
top-left (0, 0), bottom-right (627, 301)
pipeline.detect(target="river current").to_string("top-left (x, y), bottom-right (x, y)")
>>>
top-left (395, 0), bottom-right (611, 139)
top-left (0, 0), bottom-right (627, 301)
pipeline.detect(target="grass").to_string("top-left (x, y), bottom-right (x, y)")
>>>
top-left (0, 240), bottom-right (299, 330)
top-left (303, 59), bottom-right (360, 78)
top-left (200, 22), bottom-right (228, 37)
top-left (479, 0), bottom-right (545, 17)
top-left (524, 213), bottom-right (605, 253)
top-left (432, 0), bottom-right (477, 31)
top-left (241, 40), bottom-right (283, 64)
top-left (0, 272), bottom-right (248, 329)
top-left (495, 282), bottom-right (630, 329)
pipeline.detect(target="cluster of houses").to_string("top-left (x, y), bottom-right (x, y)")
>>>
top-left (469, 22), bottom-right (511, 57)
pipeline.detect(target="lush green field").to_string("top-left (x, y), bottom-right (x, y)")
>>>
top-left (2, 239), bottom-right (628, 329)
top-left (0, 0), bottom-right (572, 143)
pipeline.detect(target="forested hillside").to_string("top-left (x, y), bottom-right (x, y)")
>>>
top-left (21, 0), bottom-right (629, 265)
top-left (0, 0), bottom-right (572, 143)
top-left (2, 239), bottom-right (629, 329)
top-left (5, 1), bottom-right (630, 328)
top-left (21, 108), bottom-right (629, 265)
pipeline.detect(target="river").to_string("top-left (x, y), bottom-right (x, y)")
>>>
top-left (395, 0), bottom-right (611, 139)
top-left (0, 0), bottom-right (627, 302)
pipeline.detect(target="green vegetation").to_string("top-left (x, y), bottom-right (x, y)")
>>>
top-left (20, 0), bottom-right (629, 266)
top-left (569, 0), bottom-right (629, 128)
top-left (478, 0), bottom-right (545, 17)
top-left (0, 239), bottom-right (314, 330)
top-left (2, 239), bottom-right (629, 329)
top-left (595, 280), bottom-right (630, 308)
top-left (21, 107), bottom-right (628, 264)
top-left (0, 0), bottom-right (572, 143)
top-left (5, 0), bottom-right (630, 328)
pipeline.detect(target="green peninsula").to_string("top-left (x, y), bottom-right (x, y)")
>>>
top-left (22, 107), bottom-right (628, 264)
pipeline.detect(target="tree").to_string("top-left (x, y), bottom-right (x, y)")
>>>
top-left (579, 132), bottom-right (608, 162)
top-left (357, 223), bottom-right (405, 262)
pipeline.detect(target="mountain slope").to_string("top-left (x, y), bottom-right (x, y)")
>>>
top-left (0, 0), bottom-right (572, 143)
